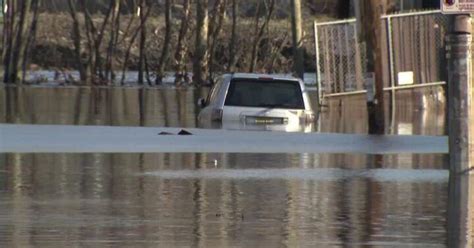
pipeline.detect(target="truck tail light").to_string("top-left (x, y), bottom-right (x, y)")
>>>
top-left (445, 0), bottom-right (455, 6)
top-left (211, 108), bottom-right (223, 121)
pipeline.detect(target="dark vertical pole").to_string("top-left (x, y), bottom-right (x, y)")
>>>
top-left (290, 0), bottom-right (304, 80)
top-left (356, 0), bottom-right (387, 134)
top-left (446, 14), bottom-right (474, 247)
top-left (447, 173), bottom-right (474, 247)
top-left (447, 15), bottom-right (473, 174)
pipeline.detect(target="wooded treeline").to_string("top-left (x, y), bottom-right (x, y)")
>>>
top-left (2, 0), bottom-right (41, 84)
top-left (1, 0), bottom-right (341, 86)
top-left (38, 0), bottom-right (346, 17)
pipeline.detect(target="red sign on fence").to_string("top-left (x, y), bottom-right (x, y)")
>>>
top-left (441, 0), bottom-right (474, 13)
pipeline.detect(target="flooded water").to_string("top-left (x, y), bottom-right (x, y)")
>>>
top-left (0, 85), bottom-right (470, 247)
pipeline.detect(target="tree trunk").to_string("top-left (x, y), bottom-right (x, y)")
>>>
top-left (208, 0), bottom-right (226, 82)
top-left (120, 5), bottom-right (151, 85)
top-left (2, 0), bottom-right (35, 85)
top-left (21, 0), bottom-right (40, 83)
top-left (2, 0), bottom-right (13, 83)
top-left (356, 0), bottom-right (387, 134)
top-left (174, 0), bottom-right (191, 84)
top-left (11, 0), bottom-right (31, 85)
top-left (193, 0), bottom-right (209, 85)
top-left (249, 1), bottom-right (261, 73)
top-left (105, 0), bottom-right (121, 83)
top-left (79, 0), bottom-right (114, 84)
top-left (267, 33), bottom-right (289, 72)
top-left (157, 0), bottom-right (172, 84)
top-left (1, 2), bottom-right (6, 52)
top-left (67, 0), bottom-right (89, 84)
top-left (249, 0), bottom-right (275, 73)
top-left (2, 0), bottom-right (42, 85)
top-left (138, 18), bottom-right (146, 85)
top-left (290, 0), bottom-right (304, 79)
top-left (138, 0), bottom-right (147, 85)
top-left (228, 0), bottom-right (237, 71)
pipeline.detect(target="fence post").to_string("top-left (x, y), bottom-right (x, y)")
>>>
top-left (447, 14), bottom-right (473, 175)
top-left (313, 20), bottom-right (322, 106)
top-left (385, 16), bottom-right (396, 134)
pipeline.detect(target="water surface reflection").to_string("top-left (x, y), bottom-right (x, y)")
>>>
top-left (0, 85), bottom-right (446, 136)
top-left (0, 153), bottom-right (448, 247)
top-left (0, 85), bottom-right (457, 247)
top-left (0, 86), bottom-right (205, 128)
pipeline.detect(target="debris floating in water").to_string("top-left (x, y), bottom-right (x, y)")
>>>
top-left (158, 129), bottom-right (193, 135)
top-left (158, 131), bottom-right (173, 135)
top-left (178, 129), bottom-right (193, 135)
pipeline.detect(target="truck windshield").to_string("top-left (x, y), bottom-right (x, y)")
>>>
top-left (225, 79), bottom-right (305, 109)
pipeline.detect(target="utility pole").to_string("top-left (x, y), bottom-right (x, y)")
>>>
top-left (447, 14), bottom-right (474, 175)
top-left (446, 14), bottom-right (474, 244)
top-left (355, 0), bottom-right (387, 134)
top-left (290, 0), bottom-right (304, 80)
top-left (442, 1), bottom-right (474, 245)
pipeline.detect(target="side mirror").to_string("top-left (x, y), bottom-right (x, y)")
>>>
top-left (197, 98), bottom-right (207, 108)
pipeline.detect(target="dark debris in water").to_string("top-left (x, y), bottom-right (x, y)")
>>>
top-left (178, 129), bottom-right (193, 135)
top-left (158, 129), bottom-right (193, 136)
top-left (158, 131), bottom-right (173, 135)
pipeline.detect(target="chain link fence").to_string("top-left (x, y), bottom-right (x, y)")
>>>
top-left (314, 19), bottom-right (366, 95)
top-left (314, 10), bottom-right (449, 98)
top-left (385, 11), bottom-right (449, 87)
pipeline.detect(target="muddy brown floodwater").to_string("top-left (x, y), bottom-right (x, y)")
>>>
top-left (0, 85), bottom-right (465, 247)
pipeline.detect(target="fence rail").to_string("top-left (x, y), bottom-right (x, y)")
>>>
top-left (314, 10), bottom-right (449, 101)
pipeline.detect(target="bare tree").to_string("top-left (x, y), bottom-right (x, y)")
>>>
top-left (82, 1), bottom-right (114, 83)
top-left (266, 33), bottom-right (289, 72)
top-left (193, 0), bottom-right (209, 85)
top-left (65, 0), bottom-right (155, 85)
top-left (156, 0), bottom-right (172, 84)
top-left (138, 0), bottom-right (147, 85)
top-left (65, 0), bottom-right (124, 85)
top-left (120, 3), bottom-right (152, 85)
top-left (67, 0), bottom-right (89, 84)
top-left (174, 0), bottom-right (192, 84)
top-left (21, 0), bottom-right (40, 82)
top-left (3, 0), bottom-right (40, 85)
top-left (105, 0), bottom-right (122, 82)
top-left (228, 0), bottom-right (237, 71)
top-left (249, 0), bottom-right (275, 73)
top-left (208, 0), bottom-right (227, 82)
